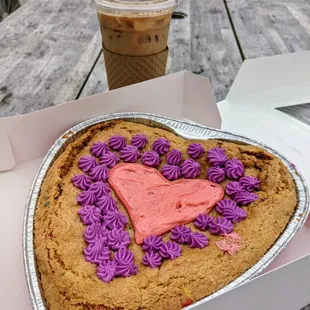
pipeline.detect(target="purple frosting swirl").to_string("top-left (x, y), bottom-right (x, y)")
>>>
top-left (152, 138), bottom-right (170, 155)
top-left (109, 135), bottom-right (126, 151)
top-left (114, 248), bottom-right (138, 277)
top-left (206, 166), bottom-right (226, 183)
top-left (78, 205), bottom-right (102, 225)
top-left (77, 190), bottom-right (97, 205)
top-left (107, 228), bottom-right (131, 250)
top-left (180, 159), bottom-right (201, 178)
top-left (159, 241), bottom-right (181, 260)
top-left (161, 165), bottom-right (181, 181)
top-left (89, 181), bottom-right (111, 198)
top-left (89, 164), bottom-right (109, 182)
top-left (116, 261), bottom-right (138, 277)
top-left (104, 210), bottom-right (128, 230)
top-left (188, 143), bottom-right (204, 159)
top-left (99, 151), bottom-right (119, 168)
top-left (78, 155), bottom-right (97, 173)
top-left (131, 134), bottom-right (148, 149)
top-left (84, 240), bottom-right (110, 264)
top-left (120, 145), bottom-right (141, 163)
top-left (170, 225), bottom-right (191, 244)
top-left (166, 149), bottom-right (182, 165)
top-left (239, 176), bottom-right (260, 192)
top-left (209, 217), bottom-right (233, 235)
top-left (207, 147), bottom-right (228, 167)
top-left (142, 235), bottom-right (163, 252)
top-left (141, 150), bottom-right (161, 168)
top-left (235, 190), bottom-right (258, 205)
top-left (216, 199), bottom-right (237, 213)
top-left (194, 214), bottom-right (214, 231)
top-left (72, 174), bottom-right (91, 190)
top-left (142, 252), bottom-right (162, 268)
top-left (91, 142), bottom-right (109, 157)
top-left (225, 158), bottom-right (244, 180)
top-left (114, 247), bottom-right (134, 263)
top-left (96, 195), bottom-right (117, 215)
top-left (221, 205), bottom-right (247, 223)
top-left (84, 222), bottom-right (108, 244)
top-left (97, 260), bottom-right (116, 283)
top-left (188, 232), bottom-right (209, 248)
top-left (225, 181), bottom-right (244, 198)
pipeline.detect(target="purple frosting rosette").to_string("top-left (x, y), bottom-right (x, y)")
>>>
top-left (78, 205), bottom-right (102, 225)
top-left (91, 142), bottom-right (109, 157)
top-left (225, 158), bottom-right (244, 180)
top-left (89, 164), bottom-right (109, 182)
top-left (194, 214), bottom-right (214, 231)
top-left (109, 135), bottom-right (126, 151)
top-left (152, 138), bottom-right (170, 155)
top-left (142, 252), bottom-right (162, 268)
top-left (206, 166), bottom-right (226, 183)
top-left (239, 176), bottom-right (260, 191)
top-left (120, 145), bottom-right (140, 163)
top-left (187, 143), bottom-right (204, 159)
top-left (97, 260), bottom-right (117, 283)
top-left (142, 235), bottom-right (163, 252)
top-left (207, 147), bottom-right (227, 166)
top-left (141, 150), bottom-right (161, 168)
top-left (188, 232), bottom-right (209, 249)
top-left (170, 225), bottom-right (191, 244)
top-left (72, 174), bottom-right (91, 190)
top-left (78, 155), bottom-right (97, 173)
top-left (166, 149), bottom-right (182, 165)
top-left (99, 151), bottom-right (119, 168)
top-left (209, 217), bottom-right (233, 235)
top-left (180, 159), bottom-right (201, 178)
top-left (161, 165), bottom-right (181, 181)
top-left (84, 222), bottom-right (108, 244)
top-left (159, 241), bottom-right (181, 260)
top-left (131, 134), bottom-right (148, 149)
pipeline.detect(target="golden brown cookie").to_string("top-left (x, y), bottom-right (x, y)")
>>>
top-left (34, 121), bottom-right (297, 310)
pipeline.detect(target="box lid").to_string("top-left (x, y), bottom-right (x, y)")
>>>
top-left (0, 71), bottom-right (220, 171)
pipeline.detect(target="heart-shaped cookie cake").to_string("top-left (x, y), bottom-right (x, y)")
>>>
top-left (34, 121), bottom-right (297, 310)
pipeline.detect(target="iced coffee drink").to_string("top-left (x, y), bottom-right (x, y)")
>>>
top-left (91, 0), bottom-right (178, 89)
top-left (97, 11), bottom-right (172, 56)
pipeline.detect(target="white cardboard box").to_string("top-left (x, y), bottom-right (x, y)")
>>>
top-left (1, 54), bottom-right (310, 310)
top-left (0, 72), bottom-right (220, 310)
top-left (217, 51), bottom-right (310, 310)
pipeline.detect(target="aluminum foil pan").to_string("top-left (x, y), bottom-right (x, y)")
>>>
top-left (23, 112), bottom-right (310, 310)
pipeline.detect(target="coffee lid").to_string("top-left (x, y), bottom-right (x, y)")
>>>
top-left (91, 0), bottom-right (178, 14)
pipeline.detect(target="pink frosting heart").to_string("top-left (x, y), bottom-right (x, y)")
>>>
top-left (109, 163), bottom-right (224, 244)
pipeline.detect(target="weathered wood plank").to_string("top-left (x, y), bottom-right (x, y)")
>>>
top-left (79, 52), bottom-right (108, 99)
top-left (190, 0), bottom-right (242, 101)
top-left (166, 0), bottom-right (191, 74)
top-left (226, 0), bottom-right (310, 58)
top-left (0, 0), bottom-right (101, 117)
top-left (80, 0), bottom-right (242, 102)
top-left (277, 103), bottom-right (310, 126)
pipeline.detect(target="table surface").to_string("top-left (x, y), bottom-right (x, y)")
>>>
top-left (1, 0), bottom-right (310, 118)
top-left (1, 0), bottom-right (310, 308)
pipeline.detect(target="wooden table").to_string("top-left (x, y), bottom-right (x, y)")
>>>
top-left (2, 0), bottom-right (309, 118)
top-left (0, 0), bottom-right (310, 308)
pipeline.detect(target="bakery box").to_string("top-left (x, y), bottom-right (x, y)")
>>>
top-left (1, 53), bottom-right (310, 309)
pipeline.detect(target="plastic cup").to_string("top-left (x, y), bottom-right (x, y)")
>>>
top-left (91, 0), bottom-right (178, 89)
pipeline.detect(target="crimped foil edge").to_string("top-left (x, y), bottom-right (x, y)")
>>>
top-left (23, 112), bottom-right (310, 310)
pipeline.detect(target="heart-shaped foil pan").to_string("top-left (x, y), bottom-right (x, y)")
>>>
top-left (23, 112), bottom-right (310, 310)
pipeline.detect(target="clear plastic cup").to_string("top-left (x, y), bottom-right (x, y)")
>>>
top-left (91, 0), bottom-right (178, 56)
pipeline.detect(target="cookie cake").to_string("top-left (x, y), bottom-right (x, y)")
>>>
top-left (34, 120), bottom-right (297, 310)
